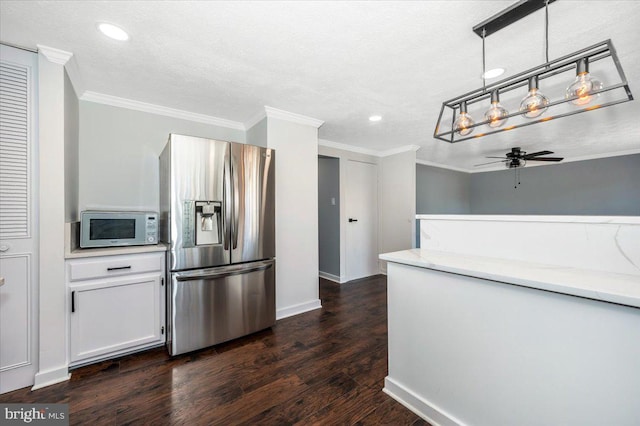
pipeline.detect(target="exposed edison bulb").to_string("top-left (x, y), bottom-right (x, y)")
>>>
top-left (520, 76), bottom-right (549, 118)
top-left (454, 102), bottom-right (474, 136)
top-left (565, 58), bottom-right (603, 106)
top-left (484, 91), bottom-right (508, 128)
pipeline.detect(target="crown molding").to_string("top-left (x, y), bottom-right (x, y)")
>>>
top-left (319, 139), bottom-right (422, 159)
top-left (244, 110), bottom-right (267, 130)
top-left (379, 144), bottom-right (420, 157)
top-left (264, 106), bottom-right (324, 128)
top-left (416, 159), bottom-right (471, 173)
top-left (37, 44), bottom-right (73, 65)
top-left (468, 148), bottom-right (640, 174)
top-left (80, 91), bottom-right (245, 130)
top-left (318, 139), bottom-right (381, 157)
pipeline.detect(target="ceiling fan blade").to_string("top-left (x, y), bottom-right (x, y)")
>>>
top-left (485, 156), bottom-right (507, 159)
top-left (474, 160), bottom-right (507, 166)
top-left (527, 157), bottom-right (564, 162)
top-left (523, 150), bottom-right (553, 158)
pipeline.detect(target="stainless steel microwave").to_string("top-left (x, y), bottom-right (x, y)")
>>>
top-left (80, 211), bottom-right (158, 248)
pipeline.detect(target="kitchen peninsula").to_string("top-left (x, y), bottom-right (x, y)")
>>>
top-left (381, 215), bottom-right (640, 426)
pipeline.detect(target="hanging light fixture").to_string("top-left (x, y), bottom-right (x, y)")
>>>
top-left (433, 0), bottom-right (633, 144)
top-left (454, 101), bottom-right (475, 136)
top-left (484, 90), bottom-right (509, 127)
top-left (519, 76), bottom-right (550, 118)
top-left (565, 58), bottom-right (604, 106)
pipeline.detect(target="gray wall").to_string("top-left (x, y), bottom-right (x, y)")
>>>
top-left (416, 164), bottom-right (470, 214)
top-left (78, 101), bottom-right (245, 213)
top-left (318, 156), bottom-right (340, 277)
top-left (470, 154), bottom-right (640, 215)
top-left (416, 163), bottom-right (470, 247)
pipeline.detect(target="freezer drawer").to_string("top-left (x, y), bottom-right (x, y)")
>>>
top-left (167, 260), bottom-right (275, 355)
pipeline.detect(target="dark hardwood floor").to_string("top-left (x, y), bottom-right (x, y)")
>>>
top-left (1, 275), bottom-right (429, 425)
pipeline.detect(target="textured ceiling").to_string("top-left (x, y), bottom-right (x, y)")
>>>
top-left (1, 0), bottom-right (639, 171)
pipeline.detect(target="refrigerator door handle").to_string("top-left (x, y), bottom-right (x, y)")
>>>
top-left (174, 261), bottom-right (273, 282)
top-left (223, 147), bottom-right (231, 251)
top-left (231, 151), bottom-right (240, 250)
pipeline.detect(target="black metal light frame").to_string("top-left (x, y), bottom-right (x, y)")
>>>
top-left (434, 1), bottom-right (634, 144)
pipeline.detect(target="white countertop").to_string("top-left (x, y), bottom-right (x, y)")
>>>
top-left (416, 214), bottom-right (640, 224)
top-left (380, 249), bottom-right (640, 309)
top-left (66, 243), bottom-right (168, 259)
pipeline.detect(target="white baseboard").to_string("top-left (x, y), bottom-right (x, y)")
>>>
top-left (32, 366), bottom-right (71, 390)
top-left (319, 271), bottom-right (344, 283)
top-left (383, 376), bottom-right (463, 426)
top-left (276, 299), bottom-right (322, 320)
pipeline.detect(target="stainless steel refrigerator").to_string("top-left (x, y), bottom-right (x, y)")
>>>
top-left (159, 134), bottom-right (275, 355)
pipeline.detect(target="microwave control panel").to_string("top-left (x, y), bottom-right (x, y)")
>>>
top-left (145, 213), bottom-right (158, 243)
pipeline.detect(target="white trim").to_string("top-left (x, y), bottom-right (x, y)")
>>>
top-left (80, 91), bottom-right (245, 130)
top-left (36, 45), bottom-right (72, 65)
top-left (319, 139), bottom-right (419, 158)
top-left (383, 376), bottom-right (464, 426)
top-left (379, 144), bottom-right (420, 157)
top-left (244, 109), bottom-right (267, 130)
top-left (276, 299), bottom-right (322, 320)
top-left (319, 271), bottom-right (344, 283)
top-left (63, 54), bottom-right (85, 97)
top-left (416, 159), bottom-right (470, 173)
top-left (32, 367), bottom-right (71, 390)
top-left (559, 148), bottom-right (640, 164)
top-left (264, 106), bottom-right (324, 128)
top-left (318, 138), bottom-right (380, 157)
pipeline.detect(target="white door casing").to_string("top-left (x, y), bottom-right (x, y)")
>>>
top-left (345, 160), bottom-right (378, 281)
top-left (0, 45), bottom-right (39, 394)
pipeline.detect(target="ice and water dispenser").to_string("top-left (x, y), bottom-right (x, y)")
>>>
top-left (182, 201), bottom-right (222, 247)
top-left (195, 201), bottom-right (221, 245)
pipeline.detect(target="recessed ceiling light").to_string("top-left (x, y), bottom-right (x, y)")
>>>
top-left (98, 23), bottom-right (129, 41)
top-left (369, 115), bottom-right (382, 122)
top-left (482, 68), bottom-right (505, 79)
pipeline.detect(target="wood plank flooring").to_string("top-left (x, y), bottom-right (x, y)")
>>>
top-left (0, 275), bottom-right (430, 425)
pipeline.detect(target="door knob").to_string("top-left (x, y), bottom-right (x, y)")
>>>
top-left (0, 244), bottom-right (9, 252)
top-left (348, 218), bottom-right (358, 222)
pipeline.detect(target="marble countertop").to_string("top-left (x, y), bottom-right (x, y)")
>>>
top-left (380, 249), bottom-right (640, 309)
top-left (416, 214), bottom-right (640, 224)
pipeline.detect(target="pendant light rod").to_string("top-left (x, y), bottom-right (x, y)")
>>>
top-left (472, 0), bottom-right (557, 38)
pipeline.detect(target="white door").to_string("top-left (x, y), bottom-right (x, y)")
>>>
top-left (0, 45), bottom-right (39, 393)
top-left (345, 160), bottom-right (378, 281)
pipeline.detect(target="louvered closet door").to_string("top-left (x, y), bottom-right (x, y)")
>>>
top-left (0, 44), bottom-right (38, 394)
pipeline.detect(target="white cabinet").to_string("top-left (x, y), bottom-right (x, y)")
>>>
top-left (67, 252), bottom-right (165, 366)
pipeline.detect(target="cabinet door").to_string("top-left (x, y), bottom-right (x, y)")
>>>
top-left (70, 274), bottom-right (162, 363)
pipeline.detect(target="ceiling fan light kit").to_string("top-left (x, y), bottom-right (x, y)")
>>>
top-left (433, 0), bottom-right (634, 144)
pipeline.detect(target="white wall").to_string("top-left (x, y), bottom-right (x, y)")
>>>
top-left (35, 49), bottom-right (70, 389)
top-left (378, 149), bottom-right (417, 273)
top-left (267, 115), bottom-right (322, 318)
top-left (63, 70), bottom-right (79, 222)
top-left (78, 101), bottom-right (245, 213)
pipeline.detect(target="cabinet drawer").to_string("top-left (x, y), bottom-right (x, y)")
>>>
top-left (68, 252), bottom-right (164, 282)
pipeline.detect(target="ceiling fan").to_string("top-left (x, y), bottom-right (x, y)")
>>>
top-left (475, 147), bottom-right (564, 169)
top-left (474, 147), bottom-right (564, 188)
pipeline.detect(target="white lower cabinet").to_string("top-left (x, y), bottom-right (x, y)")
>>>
top-left (67, 252), bottom-right (166, 366)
